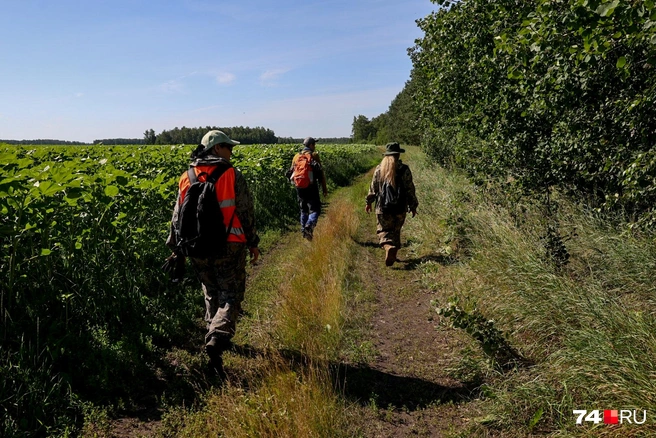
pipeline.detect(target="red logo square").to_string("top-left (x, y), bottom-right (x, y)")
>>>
top-left (604, 410), bottom-right (619, 424)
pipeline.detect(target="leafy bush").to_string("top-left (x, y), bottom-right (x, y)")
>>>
top-left (412, 0), bottom-right (656, 226)
top-left (0, 143), bottom-right (378, 436)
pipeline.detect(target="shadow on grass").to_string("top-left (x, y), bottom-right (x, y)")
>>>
top-left (231, 343), bottom-right (478, 411)
top-left (332, 363), bottom-right (477, 409)
top-left (396, 254), bottom-right (459, 270)
top-left (353, 239), bottom-right (417, 249)
top-left (354, 239), bottom-right (381, 249)
top-left (115, 339), bottom-right (478, 428)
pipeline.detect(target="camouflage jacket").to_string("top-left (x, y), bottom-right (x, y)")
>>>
top-left (166, 156), bottom-right (260, 250)
top-left (365, 160), bottom-right (418, 215)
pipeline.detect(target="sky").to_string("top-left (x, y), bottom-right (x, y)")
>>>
top-left (0, 0), bottom-right (437, 143)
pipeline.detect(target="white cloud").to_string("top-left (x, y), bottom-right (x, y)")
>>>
top-left (216, 72), bottom-right (236, 84)
top-left (158, 72), bottom-right (197, 93)
top-left (160, 80), bottom-right (184, 93)
top-left (259, 68), bottom-right (290, 86)
top-left (75, 92), bottom-right (84, 98)
top-left (189, 105), bottom-right (221, 113)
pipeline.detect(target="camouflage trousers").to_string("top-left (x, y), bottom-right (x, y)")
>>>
top-left (376, 213), bottom-right (407, 248)
top-left (190, 243), bottom-right (247, 343)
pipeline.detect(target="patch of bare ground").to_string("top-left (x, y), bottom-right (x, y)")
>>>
top-left (342, 222), bottom-right (485, 438)
top-left (109, 416), bottom-right (161, 438)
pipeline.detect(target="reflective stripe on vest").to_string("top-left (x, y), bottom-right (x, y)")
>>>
top-left (179, 164), bottom-right (247, 244)
top-left (213, 167), bottom-right (247, 243)
top-left (219, 199), bottom-right (236, 208)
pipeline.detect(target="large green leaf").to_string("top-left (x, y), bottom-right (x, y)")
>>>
top-left (616, 56), bottom-right (627, 68)
top-left (104, 185), bottom-right (120, 197)
top-left (595, 0), bottom-right (620, 17)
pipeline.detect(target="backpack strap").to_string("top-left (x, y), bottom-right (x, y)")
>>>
top-left (188, 162), bottom-right (232, 184)
top-left (187, 167), bottom-right (197, 184)
top-left (207, 163), bottom-right (231, 183)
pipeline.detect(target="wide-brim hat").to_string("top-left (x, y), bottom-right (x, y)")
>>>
top-left (201, 130), bottom-right (240, 154)
top-left (383, 142), bottom-right (405, 155)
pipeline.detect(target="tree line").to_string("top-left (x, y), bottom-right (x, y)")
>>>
top-left (360, 0), bottom-right (656, 228)
top-left (0, 139), bottom-right (88, 145)
top-left (93, 127), bottom-right (351, 146)
top-left (350, 75), bottom-right (422, 145)
top-left (2, 128), bottom-right (354, 147)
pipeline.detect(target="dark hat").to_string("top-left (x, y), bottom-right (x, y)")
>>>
top-left (383, 142), bottom-right (405, 155)
top-left (303, 137), bottom-right (317, 146)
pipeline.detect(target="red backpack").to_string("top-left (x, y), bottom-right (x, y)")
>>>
top-left (291, 153), bottom-right (314, 188)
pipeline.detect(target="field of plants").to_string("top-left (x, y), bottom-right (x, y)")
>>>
top-left (0, 142), bottom-right (379, 437)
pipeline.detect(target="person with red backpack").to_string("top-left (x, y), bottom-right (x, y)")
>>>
top-left (164, 130), bottom-right (260, 374)
top-left (287, 137), bottom-right (328, 241)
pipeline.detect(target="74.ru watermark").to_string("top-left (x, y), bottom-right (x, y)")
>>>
top-left (573, 410), bottom-right (647, 425)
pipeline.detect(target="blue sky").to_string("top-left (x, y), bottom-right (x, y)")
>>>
top-left (0, 0), bottom-right (436, 143)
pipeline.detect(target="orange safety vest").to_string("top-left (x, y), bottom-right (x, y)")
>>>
top-left (178, 165), bottom-right (247, 243)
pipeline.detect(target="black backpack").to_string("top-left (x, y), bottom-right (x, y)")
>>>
top-left (379, 169), bottom-right (406, 214)
top-left (175, 163), bottom-right (233, 258)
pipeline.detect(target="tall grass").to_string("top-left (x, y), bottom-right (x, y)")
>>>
top-left (406, 152), bottom-right (656, 436)
top-left (158, 189), bottom-right (363, 437)
top-left (274, 197), bottom-right (359, 359)
top-left (159, 366), bottom-right (351, 438)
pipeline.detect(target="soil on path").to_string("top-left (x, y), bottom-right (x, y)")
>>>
top-left (343, 214), bottom-right (482, 437)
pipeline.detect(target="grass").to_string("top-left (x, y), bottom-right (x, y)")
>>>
top-left (155, 185), bottom-right (366, 437)
top-left (81, 144), bottom-right (656, 437)
top-left (404, 151), bottom-right (656, 436)
top-left (158, 367), bottom-right (351, 438)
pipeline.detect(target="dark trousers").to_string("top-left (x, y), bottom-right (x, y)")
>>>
top-left (297, 185), bottom-right (321, 232)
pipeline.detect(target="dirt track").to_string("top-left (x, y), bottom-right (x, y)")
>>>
top-left (341, 203), bottom-right (481, 437)
top-left (108, 154), bottom-right (486, 437)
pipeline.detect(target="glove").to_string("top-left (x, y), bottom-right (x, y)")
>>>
top-left (162, 252), bottom-right (186, 283)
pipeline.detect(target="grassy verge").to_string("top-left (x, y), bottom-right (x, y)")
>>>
top-left (155, 185), bottom-right (367, 437)
top-left (404, 150), bottom-right (656, 436)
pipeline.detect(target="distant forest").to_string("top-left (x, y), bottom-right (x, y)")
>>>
top-left (1, 126), bottom-right (352, 146)
top-left (0, 139), bottom-right (88, 145)
top-left (103, 126), bottom-right (351, 146)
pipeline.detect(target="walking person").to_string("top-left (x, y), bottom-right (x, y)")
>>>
top-left (287, 137), bottom-right (328, 241)
top-left (164, 129), bottom-right (260, 372)
top-left (365, 142), bottom-right (418, 266)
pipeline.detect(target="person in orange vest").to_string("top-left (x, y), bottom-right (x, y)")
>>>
top-left (166, 130), bottom-right (260, 372)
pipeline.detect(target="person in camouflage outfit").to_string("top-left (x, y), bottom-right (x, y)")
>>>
top-left (365, 142), bottom-right (418, 266)
top-left (166, 130), bottom-right (260, 371)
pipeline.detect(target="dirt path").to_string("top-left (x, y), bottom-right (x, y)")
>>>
top-left (107, 155), bottom-right (486, 437)
top-left (340, 207), bottom-right (481, 437)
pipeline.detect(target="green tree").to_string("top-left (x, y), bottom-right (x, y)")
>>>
top-left (371, 113), bottom-right (390, 145)
top-left (352, 115), bottom-right (377, 143)
top-left (386, 75), bottom-right (422, 145)
top-left (143, 129), bottom-right (156, 145)
top-left (411, 0), bottom-right (656, 226)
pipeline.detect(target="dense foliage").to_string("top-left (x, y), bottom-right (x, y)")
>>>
top-left (276, 136), bottom-right (352, 144)
top-left (351, 75), bottom-right (423, 145)
top-left (412, 0), bottom-right (656, 226)
top-left (0, 143), bottom-right (378, 436)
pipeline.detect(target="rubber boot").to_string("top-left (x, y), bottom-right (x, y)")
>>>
top-left (389, 247), bottom-right (398, 265)
top-left (384, 244), bottom-right (395, 266)
top-left (205, 335), bottom-right (231, 377)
